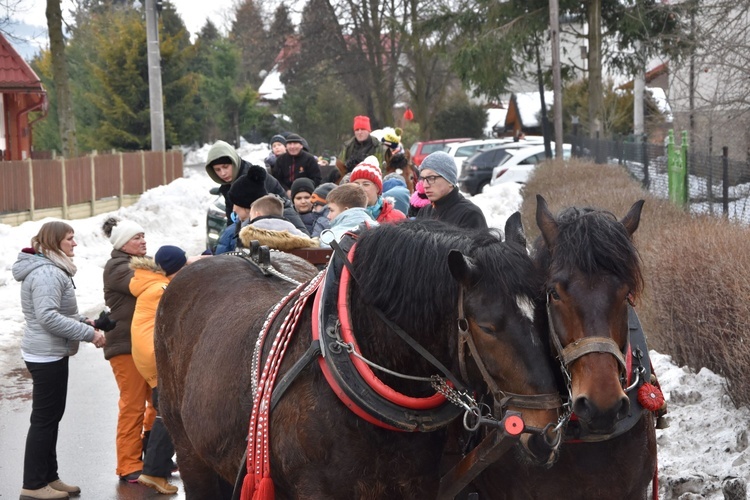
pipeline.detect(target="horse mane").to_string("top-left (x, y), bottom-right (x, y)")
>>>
top-left (535, 206), bottom-right (644, 297)
top-left (471, 231), bottom-right (544, 304)
top-left (352, 220), bottom-right (468, 335)
top-left (352, 220), bottom-right (541, 334)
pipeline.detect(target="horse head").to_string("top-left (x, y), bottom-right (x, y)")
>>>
top-left (535, 195), bottom-right (644, 435)
top-left (447, 214), bottom-right (562, 465)
top-left (350, 219), bottom-right (560, 465)
top-left (384, 149), bottom-right (416, 192)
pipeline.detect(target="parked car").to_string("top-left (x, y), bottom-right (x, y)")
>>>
top-left (457, 140), bottom-right (550, 195)
top-left (409, 138), bottom-right (471, 166)
top-left (490, 144), bottom-right (572, 186)
top-left (444, 136), bottom-right (545, 176)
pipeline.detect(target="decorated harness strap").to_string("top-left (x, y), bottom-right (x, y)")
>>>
top-left (241, 271), bottom-right (325, 500)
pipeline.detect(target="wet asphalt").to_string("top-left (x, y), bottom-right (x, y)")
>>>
top-left (0, 344), bottom-right (186, 500)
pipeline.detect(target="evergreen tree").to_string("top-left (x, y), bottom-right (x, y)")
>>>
top-left (267, 4), bottom-right (295, 69)
top-left (230, 0), bottom-right (268, 87)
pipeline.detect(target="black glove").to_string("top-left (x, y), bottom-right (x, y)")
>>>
top-left (93, 310), bottom-right (117, 332)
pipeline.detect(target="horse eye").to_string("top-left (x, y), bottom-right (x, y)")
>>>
top-left (478, 324), bottom-right (496, 334)
top-left (548, 288), bottom-right (561, 301)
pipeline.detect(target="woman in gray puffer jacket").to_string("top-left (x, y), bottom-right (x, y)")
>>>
top-left (12, 221), bottom-right (106, 500)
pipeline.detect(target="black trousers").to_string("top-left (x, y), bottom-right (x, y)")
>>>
top-left (143, 386), bottom-right (175, 477)
top-left (23, 357), bottom-right (69, 490)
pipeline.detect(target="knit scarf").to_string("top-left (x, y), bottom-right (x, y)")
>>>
top-left (365, 196), bottom-right (384, 220)
top-left (44, 250), bottom-right (78, 277)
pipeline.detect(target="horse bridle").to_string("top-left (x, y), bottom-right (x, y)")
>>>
top-left (456, 287), bottom-right (563, 441)
top-left (545, 296), bottom-right (629, 404)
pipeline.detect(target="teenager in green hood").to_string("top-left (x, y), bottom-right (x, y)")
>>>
top-left (205, 140), bottom-right (310, 235)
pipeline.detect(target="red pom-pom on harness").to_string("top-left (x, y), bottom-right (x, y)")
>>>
top-left (637, 382), bottom-right (665, 412)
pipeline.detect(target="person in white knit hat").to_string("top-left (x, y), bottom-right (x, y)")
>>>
top-left (100, 217), bottom-right (157, 484)
top-left (349, 155), bottom-right (406, 223)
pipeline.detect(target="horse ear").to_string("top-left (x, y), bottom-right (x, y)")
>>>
top-left (535, 195), bottom-right (559, 247)
top-left (448, 250), bottom-right (477, 286)
top-left (620, 200), bottom-right (645, 237)
top-left (504, 212), bottom-right (527, 248)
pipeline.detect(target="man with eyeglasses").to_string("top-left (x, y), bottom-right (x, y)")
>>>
top-left (416, 151), bottom-right (487, 229)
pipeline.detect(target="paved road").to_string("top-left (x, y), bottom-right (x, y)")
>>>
top-left (0, 344), bottom-right (186, 499)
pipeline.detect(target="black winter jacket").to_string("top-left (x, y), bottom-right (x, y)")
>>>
top-left (416, 187), bottom-right (487, 230)
top-left (272, 151), bottom-right (322, 191)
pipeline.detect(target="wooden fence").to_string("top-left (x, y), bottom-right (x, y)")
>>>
top-left (0, 150), bottom-right (183, 226)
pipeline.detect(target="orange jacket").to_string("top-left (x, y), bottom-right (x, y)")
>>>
top-left (128, 257), bottom-right (170, 388)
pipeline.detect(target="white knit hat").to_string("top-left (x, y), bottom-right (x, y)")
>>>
top-left (109, 219), bottom-right (145, 250)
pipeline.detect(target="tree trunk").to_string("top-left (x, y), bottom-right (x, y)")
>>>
top-left (587, 0), bottom-right (602, 138)
top-left (46, 0), bottom-right (77, 158)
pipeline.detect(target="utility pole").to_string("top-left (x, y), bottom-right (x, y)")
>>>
top-left (550, 0), bottom-right (563, 158)
top-left (145, 0), bottom-right (165, 151)
top-left (634, 65), bottom-right (645, 136)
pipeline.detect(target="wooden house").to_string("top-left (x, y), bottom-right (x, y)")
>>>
top-left (0, 33), bottom-right (47, 161)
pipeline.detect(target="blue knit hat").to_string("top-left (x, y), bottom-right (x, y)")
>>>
top-left (382, 174), bottom-right (407, 193)
top-left (419, 151), bottom-right (458, 186)
top-left (155, 245), bottom-right (187, 276)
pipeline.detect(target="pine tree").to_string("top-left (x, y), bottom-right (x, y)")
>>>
top-left (230, 0), bottom-right (268, 87)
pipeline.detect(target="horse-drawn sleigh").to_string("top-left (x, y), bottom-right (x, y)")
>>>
top-left (154, 197), bottom-right (662, 499)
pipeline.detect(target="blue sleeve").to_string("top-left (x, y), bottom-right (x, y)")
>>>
top-left (215, 224), bottom-right (238, 255)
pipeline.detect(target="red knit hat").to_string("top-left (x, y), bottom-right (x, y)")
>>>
top-left (350, 155), bottom-right (383, 193)
top-left (353, 115), bottom-right (371, 132)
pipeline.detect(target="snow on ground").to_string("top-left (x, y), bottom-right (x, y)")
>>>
top-left (1, 143), bottom-right (749, 498)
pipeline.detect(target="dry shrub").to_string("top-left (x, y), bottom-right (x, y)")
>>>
top-left (520, 158), bottom-right (750, 406)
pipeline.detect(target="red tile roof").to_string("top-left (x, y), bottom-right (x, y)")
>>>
top-left (0, 33), bottom-right (44, 92)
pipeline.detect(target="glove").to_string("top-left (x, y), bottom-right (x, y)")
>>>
top-left (93, 310), bottom-right (117, 332)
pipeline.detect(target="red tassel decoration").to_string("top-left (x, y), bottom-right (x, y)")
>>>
top-left (403, 108), bottom-right (414, 121)
top-left (637, 382), bottom-right (665, 412)
top-left (254, 476), bottom-right (275, 500)
top-left (240, 472), bottom-right (255, 500)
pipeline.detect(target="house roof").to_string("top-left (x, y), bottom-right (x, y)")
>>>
top-left (617, 63), bottom-right (669, 90)
top-left (0, 33), bottom-right (45, 92)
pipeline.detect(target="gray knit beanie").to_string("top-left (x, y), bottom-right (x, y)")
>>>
top-left (419, 151), bottom-right (458, 186)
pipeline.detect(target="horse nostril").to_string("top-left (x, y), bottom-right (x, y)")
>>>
top-left (617, 395), bottom-right (630, 421)
top-left (572, 396), bottom-right (592, 422)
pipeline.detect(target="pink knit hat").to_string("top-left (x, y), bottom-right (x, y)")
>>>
top-left (349, 155), bottom-right (383, 193)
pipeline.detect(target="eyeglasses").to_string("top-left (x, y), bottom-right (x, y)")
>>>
top-left (419, 175), bottom-right (442, 186)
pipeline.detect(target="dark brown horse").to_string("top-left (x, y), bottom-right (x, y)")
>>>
top-left (467, 196), bottom-right (658, 499)
top-left (154, 218), bottom-right (561, 499)
top-left (384, 149), bottom-right (419, 192)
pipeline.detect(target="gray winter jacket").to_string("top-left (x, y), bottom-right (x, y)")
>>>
top-left (12, 251), bottom-right (95, 357)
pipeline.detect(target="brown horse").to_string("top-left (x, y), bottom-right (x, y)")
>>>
top-left (154, 218), bottom-right (561, 499)
top-left (384, 148), bottom-right (419, 192)
top-left (467, 196), bottom-right (658, 499)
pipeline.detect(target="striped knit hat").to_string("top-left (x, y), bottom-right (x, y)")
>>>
top-left (349, 155), bottom-right (383, 194)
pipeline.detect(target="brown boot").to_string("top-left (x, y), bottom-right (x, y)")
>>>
top-left (48, 480), bottom-right (80, 497)
top-left (19, 485), bottom-right (69, 499)
top-left (137, 474), bottom-right (178, 495)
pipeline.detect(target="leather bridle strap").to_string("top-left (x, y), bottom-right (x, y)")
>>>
top-left (457, 287), bottom-right (562, 411)
top-left (546, 301), bottom-right (627, 374)
top-left (370, 306), bottom-right (469, 393)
